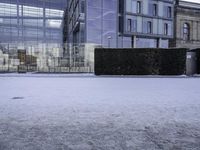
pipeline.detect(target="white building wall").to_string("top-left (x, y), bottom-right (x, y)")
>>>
top-left (153, 18), bottom-right (158, 35)
top-left (142, 0), bottom-right (148, 15)
top-left (158, 1), bottom-right (164, 17)
top-left (137, 16), bottom-right (143, 33)
top-left (158, 19), bottom-right (163, 35)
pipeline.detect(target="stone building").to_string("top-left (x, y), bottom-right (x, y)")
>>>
top-left (170, 0), bottom-right (200, 49)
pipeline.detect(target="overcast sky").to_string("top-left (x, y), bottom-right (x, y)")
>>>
top-left (183, 0), bottom-right (200, 3)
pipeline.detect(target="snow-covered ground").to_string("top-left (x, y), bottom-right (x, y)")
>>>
top-left (0, 74), bottom-right (200, 150)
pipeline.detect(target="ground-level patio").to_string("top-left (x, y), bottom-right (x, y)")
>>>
top-left (0, 74), bottom-right (200, 150)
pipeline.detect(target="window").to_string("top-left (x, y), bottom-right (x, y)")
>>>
top-left (80, 23), bottom-right (85, 43)
top-left (46, 8), bottom-right (64, 18)
top-left (153, 4), bottom-right (157, 16)
top-left (127, 19), bottom-right (132, 32)
top-left (119, 0), bottom-right (123, 13)
top-left (147, 21), bottom-right (152, 34)
top-left (183, 23), bottom-right (190, 41)
top-left (80, 1), bottom-right (85, 13)
top-left (167, 7), bottom-right (172, 18)
top-left (0, 3), bottom-right (17, 16)
top-left (46, 20), bottom-right (62, 28)
top-left (164, 23), bottom-right (168, 35)
top-left (23, 6), bottom-right (43, 17)
top-left (137, 1), bottom-right (142, 14)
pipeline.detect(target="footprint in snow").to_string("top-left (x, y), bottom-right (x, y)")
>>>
top-left (12, 97), bottom-right (24, 100)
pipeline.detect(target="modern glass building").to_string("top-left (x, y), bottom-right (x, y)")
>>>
top-left (65, 0), bottom-right (174, 48)
top-left (0, 0), bottom-right (67, 58)
top-left (66, 0), bottom-right (118, 48)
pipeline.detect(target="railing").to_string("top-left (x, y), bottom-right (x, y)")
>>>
top-left (0, 43), bottom-right (100, 73)
top-left (0, 64), bottom-right (94, 74)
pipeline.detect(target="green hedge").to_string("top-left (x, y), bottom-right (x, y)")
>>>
top-left (159, 49), bottom-right (187, 75)
top-left (95, 48), bottom-right (187, 75)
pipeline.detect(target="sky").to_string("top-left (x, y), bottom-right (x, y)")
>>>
top-left (184, 0), bottom-right (200, 3)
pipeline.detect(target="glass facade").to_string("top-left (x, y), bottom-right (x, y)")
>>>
top-left (67, 0), bottom-right (174, 49)
top-left (68, 0), bottom-right (85, 44)
top-left (0, 0), bottom-right (66, 57)
top-left (67, 0), bottom-right (118, 48)
top-left (86, 0), bottom-right (118, 48)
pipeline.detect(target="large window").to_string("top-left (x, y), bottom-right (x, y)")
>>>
top-left (183, 23), bottom-right (190, 41)
top-left (46, 20), bottom-right (62, 28)
top-left (46, 8), bottom-right (64, 18)
top-left (80, 1), bottom-right (85, 13)
top-left (164, 23), bottom-right (168, 35)
top-left (0, 0), bottom-right (65, 54)
top-left (86, 0), bottom-right (118, 47)
top-left (0, 3), bottom-right (17, 16)
top-left (137, 1), bottom-right (142, 14)
top-left (127, 19), bottom-right (132, 32)
top-left (167, 6), bottom-right (172, 18)
top-left (23, 6), bottom-right (43, 17)
top-left (153, 4), bottom-right (157, 16)
top-left (126, 16), bottom-right (137, 32)
top-left (147, 21), bottom-right (152, 34)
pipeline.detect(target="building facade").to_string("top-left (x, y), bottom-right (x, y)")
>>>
top-left (0, 0), bottom-right (67, 58)
top-left (65, 0), bottom-right (174, 49)
top-left (170, 0), bottom-right (200, 49)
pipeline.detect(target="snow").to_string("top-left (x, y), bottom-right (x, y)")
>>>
top-left (0, 74), bottom-right (200, 150)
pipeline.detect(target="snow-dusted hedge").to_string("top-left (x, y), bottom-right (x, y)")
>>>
top-left (95, 48), bottom-right (187, 75)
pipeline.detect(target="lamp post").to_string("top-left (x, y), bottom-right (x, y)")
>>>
top-left (31, 45), bottom-right (32, 66)
top-left (7, 44), bottom-right (10, 72)
top-left (107, 36), bottom-right (112, 48)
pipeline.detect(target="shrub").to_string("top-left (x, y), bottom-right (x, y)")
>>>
top-left (95, 48), bottom-right (187, 75)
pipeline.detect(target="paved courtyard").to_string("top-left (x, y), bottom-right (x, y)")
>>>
top-left (0, 74), bottom-right (200, 150)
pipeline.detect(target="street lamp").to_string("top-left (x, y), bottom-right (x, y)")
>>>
top-left (107, 36), bottom-right (112, 48)
top-left (7, 44), bottom-right (10, 72)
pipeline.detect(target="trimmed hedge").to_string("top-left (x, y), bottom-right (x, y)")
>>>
top-left (95, 48), bottom-right (187, 75)
top-left (159, 49), bottom-right (187, 75)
